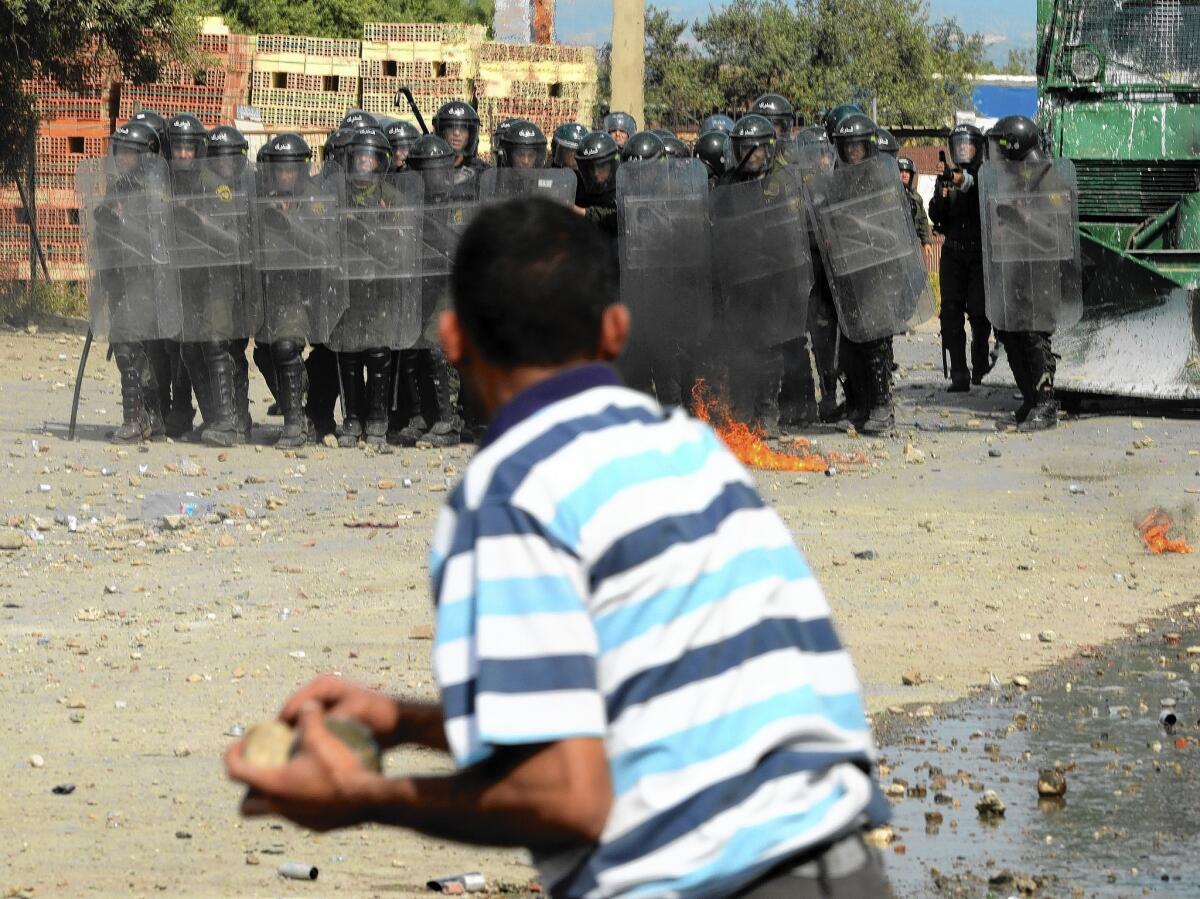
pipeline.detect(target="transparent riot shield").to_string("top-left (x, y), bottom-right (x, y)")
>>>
top-left (76, 155), bottom-right (182, 342)
top-left (252, 162), bottom-right (347, 345)
top-left (478, 167), bottom-right (578, 206)
top-left (167, 157), bottom-right (260, 342)
top-left (617, 159), bottom-right (713, 366)
top-left (709, 169), bottom-right (813, 348)
top-left (416, 177), bottom-right (480, 345)
top-left (328, 172), bottom-right (423, 352)
top-left (980, 158), bottom-right (1083, 334)
top-left (803, 154), bottom-right (934, 343)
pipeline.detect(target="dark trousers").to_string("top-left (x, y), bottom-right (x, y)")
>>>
top-left (734, 833), bottom-right (891, 898)
top-left (939, 246), bottom-right (988, 376)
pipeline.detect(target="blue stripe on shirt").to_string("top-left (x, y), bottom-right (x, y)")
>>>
top-left (609, 686), bottom-right (869, 797)
top-left (593, 544), bottom-right (811, 653)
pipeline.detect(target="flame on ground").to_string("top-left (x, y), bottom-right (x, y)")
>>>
top-left (1137, 508), bottom-right (1193, 555)
top-left (691, 379), bottom-right (828, 472)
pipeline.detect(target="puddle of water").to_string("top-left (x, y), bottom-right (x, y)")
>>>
top-left (879, 620), bottom-right (1200, 897)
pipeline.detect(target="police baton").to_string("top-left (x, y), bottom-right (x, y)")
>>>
top-left (394, 88), bottom-right (429, 135)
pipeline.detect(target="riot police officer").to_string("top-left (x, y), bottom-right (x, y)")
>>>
top-left (398, 134), bottom-right (468, 447)
top-left (700, 113), bottom-right (736, 135)
top-left (621, 131), bottom-right (666, 163)
top-left (929, 123), bottom-right (990, 391)
top-left (384, 119), bottom-right (421, 172)
top-left (985, 115), bottom-right (1069, 431)
top-left (334, 127), bottom-right (403, 448)
top-left (433, 100), bottom-right (489, 184)
top-left (603, 111), bottom-right (637, 149)
top-left (550, 122), bottom-right (590, 171)
top-left (898, 156), bottom-right (933, 265)
top-left (693, 130), bottom-right (732, 187)
top-left (750, 93), bottom-right (796, 142)
top-left (661, 136), bottom-right (691, 160)
top-left (574, 131), bottom-right (620, 238)
top-left (100, 121), bottom-right (169, 443)
top-left (497, 120), bottom-right (548, 169)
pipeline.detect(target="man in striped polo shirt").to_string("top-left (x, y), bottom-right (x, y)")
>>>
top-left (227, 198), bottom-right (890, 897)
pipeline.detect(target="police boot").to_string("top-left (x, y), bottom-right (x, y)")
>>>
top-left (273, 342), bottom-right (309, 448)
top-left (336, 353), bottom-right (365, 448)
top-left (970, 332), bottom-right (994, 385)
top-left (179, 343), bottom-right (212, 442)
top-left (392, 351), bottom-right (429, 446)
top-left (780, 340), bottom-right (819, 429)
top-left (946, 340), bottom-right (970, 393)
top-left (860, 342), bottom-right (895, 435)
top-left (817, 372), bottom-right (843, 423)
top-left (1000, 335), bottom-right (1035, 424)
top-left (1019, 336), bottom-right (1058, 432)
top-left (363, 349), bottom-right (392, 448)
top-left (201, 344), bottom-right (240, 448)
top-left (112, 344), bottom-right (153, 444)
top-left (165, 347), bottom-right (197, 438)
top-left (305, 344), bottom-right (339, 440)
top-left (426, 353), bottom-right (461, 448)
top-left (753, 346), bottom-right (783, 439)
top-left (837, 341), bottom-right (868, 431)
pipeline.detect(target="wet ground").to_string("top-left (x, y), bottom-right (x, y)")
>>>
top-left (878, 612), bottom-right (1200, 898)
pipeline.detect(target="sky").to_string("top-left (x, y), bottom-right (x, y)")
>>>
top-left (554, 0), bottom-right (1038, 63)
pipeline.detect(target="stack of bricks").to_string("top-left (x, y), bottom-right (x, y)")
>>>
top-left (358, 23), bottom-right (485, 132)
top-left (250, 34), bottom-right (362, 132)
top-left (475, 41), bottom-right (597, 157)
top-left (3, 52), bottom-right (120, 281)
top-left (117, 32), bottom-right (254, 129)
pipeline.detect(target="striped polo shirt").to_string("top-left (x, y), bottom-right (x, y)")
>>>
top-left (430, 363), bottom-right (887, 898)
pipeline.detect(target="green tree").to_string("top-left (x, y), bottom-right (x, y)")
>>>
top-left (643, 5), bottom-right (721, 129)
top-left (219, 0), bottom-right (493, 39)
top-left (1002, 46), bottom-right (1036, 75)
top-left (1, 0), bottom-right (201, 183)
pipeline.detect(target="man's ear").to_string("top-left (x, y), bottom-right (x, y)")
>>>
top-left (599, 304), bottom-right (630, 362)
top-left (439, 310), bottom-right (465, 367)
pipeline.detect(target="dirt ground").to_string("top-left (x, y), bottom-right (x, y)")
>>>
top-left (0, 321), bottom-right (1196, 898)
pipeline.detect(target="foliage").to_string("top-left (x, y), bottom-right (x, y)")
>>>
top-left (218, 0), bottom-right (493, 39)
top-left (0, 279), bottom-right (88, 321)
top-left (602, 0), bottom-right (991, 130)
top-left (0, 0), bottom-right (202, 184)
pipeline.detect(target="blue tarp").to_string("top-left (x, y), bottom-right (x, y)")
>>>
top-left (973, 85), bottom-right (1038, 119)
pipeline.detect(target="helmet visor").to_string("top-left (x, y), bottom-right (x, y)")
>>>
top-left (579, 158), bottom-right (615, 194)
top-left (949, 132), bottom-right (980, 166)
top-left (837, 137), bottom-right (875, 166)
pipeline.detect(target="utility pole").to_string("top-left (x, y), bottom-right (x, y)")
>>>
top-left (609, 0), bottom-right (645, 128)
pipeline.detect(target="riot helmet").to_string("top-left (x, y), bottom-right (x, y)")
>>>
top-left (499, 120), bottom-right (548, 169)
top-left (661, 136), bottom-right (691, 159)
top-left (491, 118), bottom-right (521, 168)
top-left (375, 114), bottom-right (399, 131)
top-left (621, 131), bottom-right (665, 163)
top-left (875, 127), bottom-right (900, 157)
top-left (166, 113), bottom-right (208, 171)
top-left (130, 109), bottom-right (169, 158)
top-left (990, 115), bottom-right (1042, 162)
top-left (795, 124), bottom-right (829, 146)
top-left (384, 119), bottom-right (421, 170)
top-left (832, 113), bottom-right (879, 166)
top-left (651, 128), bottom-right (676, 140)
top-left (259, 132), bottom-right (313, 196)
top-left (433, 100), bottom-right (481, 162)
top-left (701, 113), bottom-right (736, 135)
top-left (551, 122), bottom-right (590, 170)
top-left (751, 93), bottom-right (795, 140)
top-left (341, 109), bottom-right (379, 130)
top-left (897, 156), bottom-right (917, 188)
top-left (323, 127), bottom-right (355, 171)
top-left (693, 130), bottom-right (732, 180)
top-left (407, 133), bottom-right (457, 198)
top-left (948, 123), bottom-right (985, 170)
top-left (730, 114), bottom-right (777, 176)
top-left (207, 125), bottom-right (249, 179)
top-left (347, 127), bottom-right (393, 180)
top-left (603, 111), bottom-right (637, 147)
top-left (576, 130), bottom-right (619, 196)
top-left (823, 103), bottom-right (863, 140)
top-left (110, 121), bottom-right (160, 174)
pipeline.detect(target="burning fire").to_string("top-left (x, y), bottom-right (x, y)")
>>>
top-left (1137, 508), bottom-right (1193, 555)
top-left (691, 379), bottom-right (828, 472)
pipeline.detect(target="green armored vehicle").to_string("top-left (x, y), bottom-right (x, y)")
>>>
top-left (1038, 0), bottom-right (1200, 399)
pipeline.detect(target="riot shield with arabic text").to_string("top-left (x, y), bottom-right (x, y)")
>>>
top-left (167, 157), bottom-right (260, 342)
top-left (328, 172), bottom-right (423, 352)
top-left (479, 167), bottom-right (578, 206)
top-left (252, 163), bottom-right (347, 345)
top-left (76, 155), bottom-right (182, 342)
top-left (980, 157), bottom-right (1083, 334)
top-left (803, 154), bottom-right (934, 343)
top-left (415, 176), bottom-right (479, 344)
